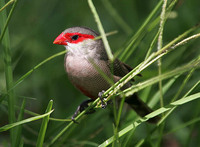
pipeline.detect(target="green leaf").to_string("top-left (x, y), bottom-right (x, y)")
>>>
top-left (13, 99), bottom-right (26, 146)
top-left (0, 110), bottom-right (54, 132)
top-left (36, 100), bottom-right (53, 147)
top-left (99, 92), bottom-right (200, 147)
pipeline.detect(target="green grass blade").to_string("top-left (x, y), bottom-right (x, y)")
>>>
top-left (119, 0), bottom-right (163, 61)
top-left (171, 69), bottom-right (195, 102)
top-left (104, 20), bottom-right (200, 107)
top-left (101, 0), bottom-right (132, 34)
top-left (49, 121), bottom-right (74, 145)
top-left (0, 0), bottom-right (17, 144)
top-left (121, 0), bottom-right (179, 62)
top-left (1, 100), bottom-right (71, 122)
top-left (0, 0), bottom-right (18, 44)
top-left (88, 0), bottom-right (114, 61)
top-left (149, 75), bottom-right (179, 108)
top-left (98, 92), bottom-right (200, 147)
top-left (0, 50), bottom-right (66, 112)
top-left (13, 99), bottom-right (26, 146)
top-left (155, 0), bottom-right (168, 144)
top-left (170, 93), bottom-right (200, 106)
top-left (145, 31), bottom-right (160, 60)
top-left (12, 50), bottom-right (67, 90)
top-left (0, 0), bottom-right (14, 13)
top-left (123, 57), bottom-right (200, 97)
top-left (157, 0), bottom-right (168, 108)
top-left (185, 101), bottom-right (200, 146)
top-left (166, 117), bottom-right (200, 135)
top-left (36, 100), bottom-right (53, 147)
top-left (0, 110), bottom-right (54, 132)
top-left (158, 80), bottom-right (200, 125)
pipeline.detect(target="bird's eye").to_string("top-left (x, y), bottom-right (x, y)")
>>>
top-left (71, 35), bottom-right (79, 40)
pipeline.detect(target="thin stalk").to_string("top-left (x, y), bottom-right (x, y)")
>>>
top-left (185, 100), bottom-right (200, 146)
top-left (157, 0), bottom-right (168, 107)
top-left (0, 0), bottom-right (14, 12)
top-left (1, 100), bottom-right (71, 122)
top-left (172, 33), bottom-right (200, 48)
top-left (158, 80), bottom-right (200, 125)
top-left (145, 31), bottom-right (160, 60)
top-left (120, 0), bottom-right (163, 61)
top-left (12, 50), bottom-right (67, 90)
top-left (0, 0), bottom-right (18, 44)
top-left (112, 97), bottom-right (117, 124)
top-left (49, 97), bottom-right (100, 145)
top-left (93, 30), bottom-right (118, 41)
top-left (36, 100), bottom-right (53, 147)
top-left (123, 57), bottom-right (200, 97)
top-left (0, 0), bottom-right (18, 145)
top-left (112, 95), bottom-right (126, 147)
top-left (13, 99), bottom-right (26, 146)
top-left (0, 110), bottom-right (54, 132)
top-left (88, 0), bottom-right (114, 61)
top-left (101, 0), bottom-right (132, 35)
top-left (166, 116), bottom-right (200, 135)
top-left (171, 69), bottom-right (195, 102)
top-left (99, 92), bottom-right (200, 147)
top-left (144, 0), bottom-right (178, 60)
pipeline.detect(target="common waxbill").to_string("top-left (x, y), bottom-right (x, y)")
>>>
top-left (53, 26), bottom-right (159, 123)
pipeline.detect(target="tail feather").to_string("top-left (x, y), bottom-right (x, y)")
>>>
top-left (125, 94), bottom-right (160, 123)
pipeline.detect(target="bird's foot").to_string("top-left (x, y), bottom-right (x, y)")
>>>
top-left (98, 90), bottom-right (107, 109)
top-left (71, 99), bottom-right (95, 122)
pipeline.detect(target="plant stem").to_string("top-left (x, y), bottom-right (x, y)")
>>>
top-left (88, 0), bottom-right (114, 61)
top-left (0, 0), bottom-right (17, 145)
top-left (157, 0), bottom-right (168, 107)
top-left (157, 1), bottom-right (168, 146)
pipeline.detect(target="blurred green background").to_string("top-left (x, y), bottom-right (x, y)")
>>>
top-left (0, 0), bottom-right (200, 146)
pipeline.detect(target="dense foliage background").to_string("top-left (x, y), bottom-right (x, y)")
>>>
top-left (0, 0), bottom-right (200, 146)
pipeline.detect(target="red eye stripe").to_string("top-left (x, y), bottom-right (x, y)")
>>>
top-left (64, 33), bottom-right (95, 44)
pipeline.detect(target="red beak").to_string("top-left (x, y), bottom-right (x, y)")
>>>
top-left (53, 32), bottom-right (68, 45)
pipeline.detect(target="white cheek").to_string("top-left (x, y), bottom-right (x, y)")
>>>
top-left (64, 45), bottom-right (68, 50)
top-left (67, 42), bottom-right (88, 55)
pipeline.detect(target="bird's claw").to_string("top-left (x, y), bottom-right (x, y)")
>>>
top-left (71, 99), bottom-right (94, 121)
top-left (98, 90), bottom-right (107, 109)
top-left (71, 118), bottom-right (79, 124)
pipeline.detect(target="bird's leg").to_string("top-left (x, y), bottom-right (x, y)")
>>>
top-left (71, 99), bottom-right (94, 121)
top-left (98, 90), bottom-right (107, 109)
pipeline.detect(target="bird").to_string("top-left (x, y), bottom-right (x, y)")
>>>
top-left (53, 26), bottom-right (159, 123)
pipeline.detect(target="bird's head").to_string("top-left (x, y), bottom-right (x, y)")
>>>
top-left (53, 27), bottom-right (106, 59)
top-left (53, 27), bottom-right (98, 46)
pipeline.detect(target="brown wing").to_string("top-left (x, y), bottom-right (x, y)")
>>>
top-left (109, 59), bottom-right (141, 81)
top-left (112, 59), bottom-right (130, 77)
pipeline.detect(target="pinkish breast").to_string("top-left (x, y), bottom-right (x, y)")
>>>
top-left (65, 55), bottom-right (112, 99)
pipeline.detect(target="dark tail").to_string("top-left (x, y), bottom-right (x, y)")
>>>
top-left (125, 94), bottom-right (160, 123)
